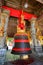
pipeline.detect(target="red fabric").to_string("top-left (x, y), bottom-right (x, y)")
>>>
top-left (12, 48), bottom-right (31, 51)
top-left (14, 40), bottom-right (29, 42)
top-left (18, 23), bottom-right (25, 29)
top-left (2, 6), bottom-right (37, 20)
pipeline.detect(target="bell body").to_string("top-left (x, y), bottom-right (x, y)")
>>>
top-left (11, 33), bottom-right (32, 55)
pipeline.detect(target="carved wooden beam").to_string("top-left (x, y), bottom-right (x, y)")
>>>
top-left (4, 0), bottom-right (43, 16)
top-left (37, 15), bottom-right (43, 22)
top-left (36, 15), bottom-right (43, 35)
top-left (36, 0), bottom-right (43, 4)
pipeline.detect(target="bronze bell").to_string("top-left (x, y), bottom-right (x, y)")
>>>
top-left (11, 33), bottom-right (32, 55)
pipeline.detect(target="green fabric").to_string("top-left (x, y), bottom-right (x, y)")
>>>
top-left (7, 38), bottom-right (13, 41)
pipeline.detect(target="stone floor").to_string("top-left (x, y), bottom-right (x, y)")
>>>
top-left (4, 50), bottom-right (43, 65)
top-left (6, 50), bottom-right (20, 62)
top-left (0, 50), bottom-right (43, 65)
top-left (4, 58), bottom-right (43, 65)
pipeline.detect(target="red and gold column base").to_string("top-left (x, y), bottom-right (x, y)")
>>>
top-left (11, 33), bottom-right (32, 55)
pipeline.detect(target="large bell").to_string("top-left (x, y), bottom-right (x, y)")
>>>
top-left (11, 10), bottom-right (32, 55)
top-left (11, 33), bottom-right (32, 55)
